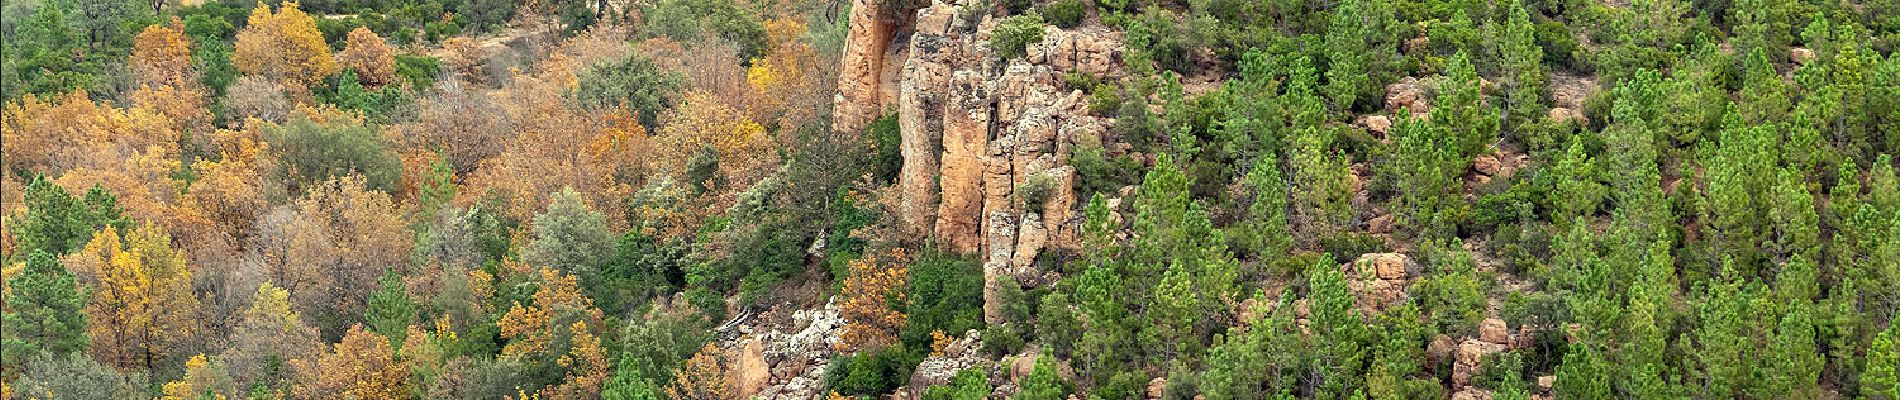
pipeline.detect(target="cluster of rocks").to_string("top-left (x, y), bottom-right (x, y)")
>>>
top-left (1347, 253), bottom-right (1416, 313)
top-left (743, 300), bottom-right (846, 400)
top-left (1430, 318), bottom-right (1555, 400)
top-left (1470, 151), bottom-right (1529, 187)
top-left (900, 331), bottom-right (996, 399)
top-left (835, 0), bottom-right (1127, 324)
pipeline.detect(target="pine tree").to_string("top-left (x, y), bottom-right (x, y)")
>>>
top-left (1492, 0), bottom-right (1545, 130)
top-left (364, 268), bottom-right (416, 349)
top-left (9, 177), bottom-right (124, 256)
top-left (1755, 305), bottom-right (1822, 398)
top-left (1432, 51), bottom-right (1498, 159)
top-left (603, 355), bottom-right (663, 400)
top-left (1865, 322), bottom-right (1899, 400)
top-left (1390, 112), bottom-right (1462, 241)
top-left (1307, 262), bottom-right (1368, 398)
top-left (1014, 356), bottom-right (1067, 400)
top-left (1235, 153), bottom-right (1292, 265)
top-left (1547, 137), bottom-right (1605, 226)
top-left (1323, 0), bottom-right (1370, 112)
top-left (1, 250), bottom-right (90, 369)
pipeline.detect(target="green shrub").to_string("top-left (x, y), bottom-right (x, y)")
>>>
top-left (572, 54), bottom-right (685, 129)
top-left (264, 114), bottom-right (403, 195)
top-left (869, 113), bottom-right (903, 184)
top-left (921, 369), bottom-right (991, 400)
top-left (643, 0), bottom-right (770, 60)
top-left (900, 253), bottom-right (985, 349)
top-left (992, 13), bottom-right (1047, 59)
top-left (1016, 172), bottom-right (1057, 213)
top-left (394, 54), bottom-right (442, 90)
top-left (1044, 0), bottom-right (1087, 28)
top-left (979, 325), bottom-right (1025, 357)
top-left (825, 345), bottom-right (921, 396)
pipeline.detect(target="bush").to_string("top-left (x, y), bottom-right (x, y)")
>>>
top-left (869, 113), bottom-right (903, 184)
top-left (394, 54), bottom-right (441, 90)
top-left (825, 344), bottom-right (921, 396)
top-left (921, 368), bottom-right (991, 400)
top-left (573, 54), bottom-right (684, 129)
top-left (643, 0), bottom-right (770, 60)
top-left (264, 113), bottom-right (403, 195)
top-left (1016, 172), bottom-right (1057, 213)
top-left (900, 253), bottom-right (985, 349)
top-left (1044, 0), bottom-right (1087, 28)
top-left (992, 13), bottom-right (1047, 60)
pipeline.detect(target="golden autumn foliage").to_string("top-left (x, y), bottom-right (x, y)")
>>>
top-left (292, 324), bottom-right (409, 400)
top-left (745, 17), bottom-right (829, 130)
top-left (665, 343), bottom-right (732, 400)
top-left (1, 91), bottom-right (182, 175)
top-left (655, 91), bottom-right (771, 184)
top-left (71, 225), bottom-right (201, 371)
top-left (132, 19), bottom-right (199, 90)
top-left (497, 266), bottom-right (609, 399)
top-left (337, 27), bottom-right (397, 87)
top-left (467, 90), bottom-right (646, 228)
top-left (233, 1), bottom-right (337, 88)
top-left (837, 249), bottom-right (909, 352)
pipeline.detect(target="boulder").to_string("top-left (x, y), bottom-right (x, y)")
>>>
top-left (1362, 114), bottom-right (1393, 134)
top-left (1537, 375), bottom-right (1556, 391)
top-left (1147, 377), bottom-right (1168, 399)
top-left (1479, 318), bottom-right (1510, 344)
top-left (1473, 154), bottom-right (1502, 176)
top-left (1791, 47), bottom-right (1816, 64)
top-left (732, 339), bottom-right (770, 398)
top-left (1451, 388), bottom-right (1494, 400)
top-left (1354, 252), bottom-right (1411, 280)
top-left (1367, 214), bottom-right (1396, 234)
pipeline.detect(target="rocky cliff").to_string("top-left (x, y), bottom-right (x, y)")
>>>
top-left (835, 0), bottom-right (1123, 322)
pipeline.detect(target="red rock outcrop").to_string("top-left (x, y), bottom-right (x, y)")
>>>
top-left (836, 0), bottom-right (1123, 323)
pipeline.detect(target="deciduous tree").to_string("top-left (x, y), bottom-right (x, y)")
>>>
top-left (336, 27), bottom-right (396, 87)
top-left (292, 324), bottom-right (409, 399)
top-left (232, 1), bottom-right (337, 88)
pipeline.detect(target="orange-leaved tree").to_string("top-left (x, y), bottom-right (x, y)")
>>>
top-left (337, 27), bottom-right (396, 87)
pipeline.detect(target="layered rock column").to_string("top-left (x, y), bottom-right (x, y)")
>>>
top-left (835, 0), bottom-right (1123, 323)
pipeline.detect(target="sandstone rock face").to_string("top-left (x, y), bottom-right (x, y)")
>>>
top-left (833, 0), bottom-right (908, 134)
top-left (841, 0), bottom-right (1123, 323)
top-left (731, 339), bottom-right (770, 398)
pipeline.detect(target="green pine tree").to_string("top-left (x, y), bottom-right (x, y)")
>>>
top-left (0, 250), bottom-right (91, 369)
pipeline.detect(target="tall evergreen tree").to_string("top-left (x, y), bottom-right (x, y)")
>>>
top-left (1, 251), bottom-right (91, 369)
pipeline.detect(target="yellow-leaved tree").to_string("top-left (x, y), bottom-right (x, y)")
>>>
top-left (160, 354), bottom-right (237, 400)
top-left (71, 225), bottom-right (201, 371)
top-left (836, 249), bottom-right (909, 352)
top-left (292, 324), bottom-right (409, 399)
top-left (220, 282), bottom-right (319, 393)
top-left (233, 1), bottom-right (337, 88)
top-left (497, 266), bottom-right (610, 399)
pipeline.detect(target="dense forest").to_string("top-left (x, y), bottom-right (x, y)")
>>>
top-left (2, 0), bottom-right (1899, 398)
